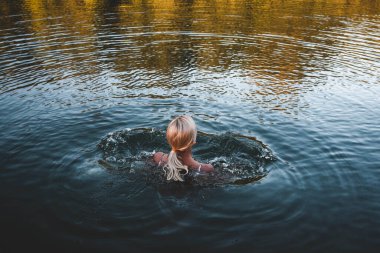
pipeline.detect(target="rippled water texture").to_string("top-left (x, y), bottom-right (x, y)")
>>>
top-left (1, 0), bottom-right (380, 252)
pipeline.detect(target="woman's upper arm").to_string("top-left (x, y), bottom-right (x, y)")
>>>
top-left (202, 164), bottom-right (214, 172)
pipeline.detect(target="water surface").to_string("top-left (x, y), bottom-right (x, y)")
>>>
top-left (1, 0), bottom-right (380, 252)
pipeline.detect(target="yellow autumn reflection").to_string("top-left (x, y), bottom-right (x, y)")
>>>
top-left (0, 0), bottom-right (378, 111)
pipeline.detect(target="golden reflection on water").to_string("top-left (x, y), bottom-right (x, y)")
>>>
top-left (0, 0), bottom-right (379, 112)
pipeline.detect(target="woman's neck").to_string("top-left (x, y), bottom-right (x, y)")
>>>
top-left (178, 148), bottom-right (197, 167)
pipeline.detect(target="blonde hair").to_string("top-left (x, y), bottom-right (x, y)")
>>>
top-left (163, 115), bottom-right (197, 181)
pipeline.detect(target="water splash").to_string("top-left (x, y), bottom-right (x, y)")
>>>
top-left (98, 128), bottom-right (275, 185)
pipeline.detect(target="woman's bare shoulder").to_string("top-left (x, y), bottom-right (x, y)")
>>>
top-left (153, 152), bottom-right (167, 165)
top-left (153, 152), bottom-right (163, 164)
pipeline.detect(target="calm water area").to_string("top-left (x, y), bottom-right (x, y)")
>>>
top-left (1, 0), bottom-right (380, 252)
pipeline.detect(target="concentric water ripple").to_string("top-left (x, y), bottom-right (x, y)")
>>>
top-left (1, 0), bottom-right (380, 252)
top-left (0, 2), bottom-right (379, 114)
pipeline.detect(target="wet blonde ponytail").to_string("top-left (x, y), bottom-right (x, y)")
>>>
top-left (164, 115), bottom-right (197, 181)
top-left (163, 150), bottom-right (188, 181)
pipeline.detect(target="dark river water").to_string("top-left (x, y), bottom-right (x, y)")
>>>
top-left (1, 0), bottom-right (380, 252)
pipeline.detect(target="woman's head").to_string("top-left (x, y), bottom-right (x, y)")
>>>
top-left (163, 115), bottom-right (196, 181)
top-left (166, 115), bottom-right (197, 152)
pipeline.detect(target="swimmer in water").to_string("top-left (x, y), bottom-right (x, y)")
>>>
top-left (153, 115), bottom-right (214, 181)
